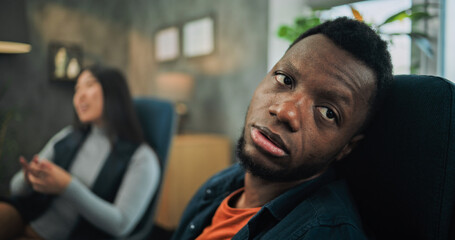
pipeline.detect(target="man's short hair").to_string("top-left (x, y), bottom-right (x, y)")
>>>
top-left (289, 17), bottom-right (393, 131)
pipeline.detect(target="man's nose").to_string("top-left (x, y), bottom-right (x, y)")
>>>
top-left (269, 99), bottom-right (301, 132)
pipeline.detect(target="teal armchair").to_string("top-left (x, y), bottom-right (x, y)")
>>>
top-left (127, 97), bottom-right (176, 239)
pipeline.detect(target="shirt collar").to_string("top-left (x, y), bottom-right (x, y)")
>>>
top-left (208, 163), bottom-right (337, 221)
top-left (262, 167), bottom-right (337, 220)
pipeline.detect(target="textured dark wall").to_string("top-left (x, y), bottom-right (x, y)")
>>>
top-left (0, 0), bottom-right (133, 194)
top-left (0, 0), bottom-right (268, 195)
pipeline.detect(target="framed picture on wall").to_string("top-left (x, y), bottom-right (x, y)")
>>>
top-left (183, 16), bottom-right (215, 58)
top-left (155, 26), bottom-right (180, 62)
top-left (48, 42), bottom-right (83, 82)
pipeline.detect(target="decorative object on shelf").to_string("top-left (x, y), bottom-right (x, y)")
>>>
top-left (0, 0), bottom-right (31, 54)
top-left (48, 42), bottom-right (83, 82)
top-left (183, 16), bottom-right (215, 58)
top-left (155, 26), bottom-right (180, 62)
top-left (155, 72), bottom-right (194, 133)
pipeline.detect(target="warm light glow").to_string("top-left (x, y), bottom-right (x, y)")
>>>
top-left (156, 73), bottom-right (194, 102)
top-left (0, 41), bottom-right (31, 53)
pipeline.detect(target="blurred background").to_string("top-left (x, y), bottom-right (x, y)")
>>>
top-left (0, 0), bottom-right (452, 237)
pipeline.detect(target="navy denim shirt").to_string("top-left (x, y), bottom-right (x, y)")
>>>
top-left (172, 163), bottom-right (367, 240)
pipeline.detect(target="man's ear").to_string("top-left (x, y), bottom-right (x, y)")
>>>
top-left (335, 134), bottom-right (364, 161)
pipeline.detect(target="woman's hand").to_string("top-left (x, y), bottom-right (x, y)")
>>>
top-left (27, 158), bottom-right (72, 195)
top-left (19, 155), bottom-right (39, 185)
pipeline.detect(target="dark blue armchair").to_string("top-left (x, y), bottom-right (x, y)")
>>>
top-left (126, 97), bottom-right (176, 239)
top-left (340, 75), bottom-right (455, 240)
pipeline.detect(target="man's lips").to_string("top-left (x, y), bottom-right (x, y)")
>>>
top-left (250, 126), bottom-right (289, 157)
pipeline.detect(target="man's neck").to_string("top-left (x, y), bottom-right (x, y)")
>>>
top-left (234, 173), bottom-right (302, 209)
top-left (234, 169), bottom-right (327, 209)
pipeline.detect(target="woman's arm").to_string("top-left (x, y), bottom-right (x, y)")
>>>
top-left (60, 144), bottom-right (160, 237)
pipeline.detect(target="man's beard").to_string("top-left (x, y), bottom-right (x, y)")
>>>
top-left (236, 133), bottom-right (332, 182)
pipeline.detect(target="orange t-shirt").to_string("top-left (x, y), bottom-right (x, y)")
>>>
top-left (196, 188), bottom-right (261, 240)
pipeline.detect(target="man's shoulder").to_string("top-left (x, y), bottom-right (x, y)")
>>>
top-left (271, 179), bottom-right (366, 239)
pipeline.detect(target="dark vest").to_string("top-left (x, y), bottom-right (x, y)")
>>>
top-left (13, 129), bottom-right (139, 239)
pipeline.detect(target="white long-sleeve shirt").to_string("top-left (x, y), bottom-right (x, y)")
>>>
top-left (10, 126), bottom-right (160, 239)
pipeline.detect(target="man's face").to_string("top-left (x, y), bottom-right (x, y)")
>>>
top-left (238, 34), bottom-right (376, 182)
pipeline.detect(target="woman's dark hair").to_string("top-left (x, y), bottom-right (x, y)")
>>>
top-left (289, 17), bottom-right (393, 131)
top-left (74, 65), bottom-right (144, 144)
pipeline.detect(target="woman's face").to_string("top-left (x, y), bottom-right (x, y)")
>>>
top-left (73, 70), bottom-right (104, 125)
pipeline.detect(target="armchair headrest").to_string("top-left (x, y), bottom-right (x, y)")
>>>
top-left (134, 97), bottom-right (176, 166)
top-left (341, 75), bottom-right (455, 240)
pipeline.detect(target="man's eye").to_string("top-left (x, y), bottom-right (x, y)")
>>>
top-left (317, 107), bottom-right (338, 123)
top-left (274, 73), bottom-right (293, 88)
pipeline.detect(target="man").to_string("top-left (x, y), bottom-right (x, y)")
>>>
top-left (172, 17), bottom-right (393, 240)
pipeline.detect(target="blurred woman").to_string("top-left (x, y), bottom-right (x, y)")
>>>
top-left (0, 66), bottom-right (160, 239)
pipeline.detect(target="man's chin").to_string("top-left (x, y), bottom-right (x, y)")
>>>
top-left (236, 135), bottom-right (329, 183)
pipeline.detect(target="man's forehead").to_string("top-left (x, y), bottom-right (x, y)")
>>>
top-left (287, 35), bottom-right (374, 88)
top-left (285, 34), bottom-right (343, 63)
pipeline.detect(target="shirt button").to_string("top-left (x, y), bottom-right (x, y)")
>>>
top-left (190, 223), bottom-right (196, 230)
top-left (206, 189), bottom-right (212, 195)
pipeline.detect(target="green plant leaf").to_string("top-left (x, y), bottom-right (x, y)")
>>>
top-left (277, 14), bottom-right (321, 42)
top-left (381, 11), bottom-right (410, 26)
top-left (277, 26), bottom-right (299, 42)
top-left (378, 2), bottom-right (437, 28)
top-left (379, 11), bottom-right (432, 27)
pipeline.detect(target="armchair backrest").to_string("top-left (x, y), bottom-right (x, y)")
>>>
top-left (341, 75), bottom-right (455, 240)
top-left (126, 97), bottom-right (176, 239)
